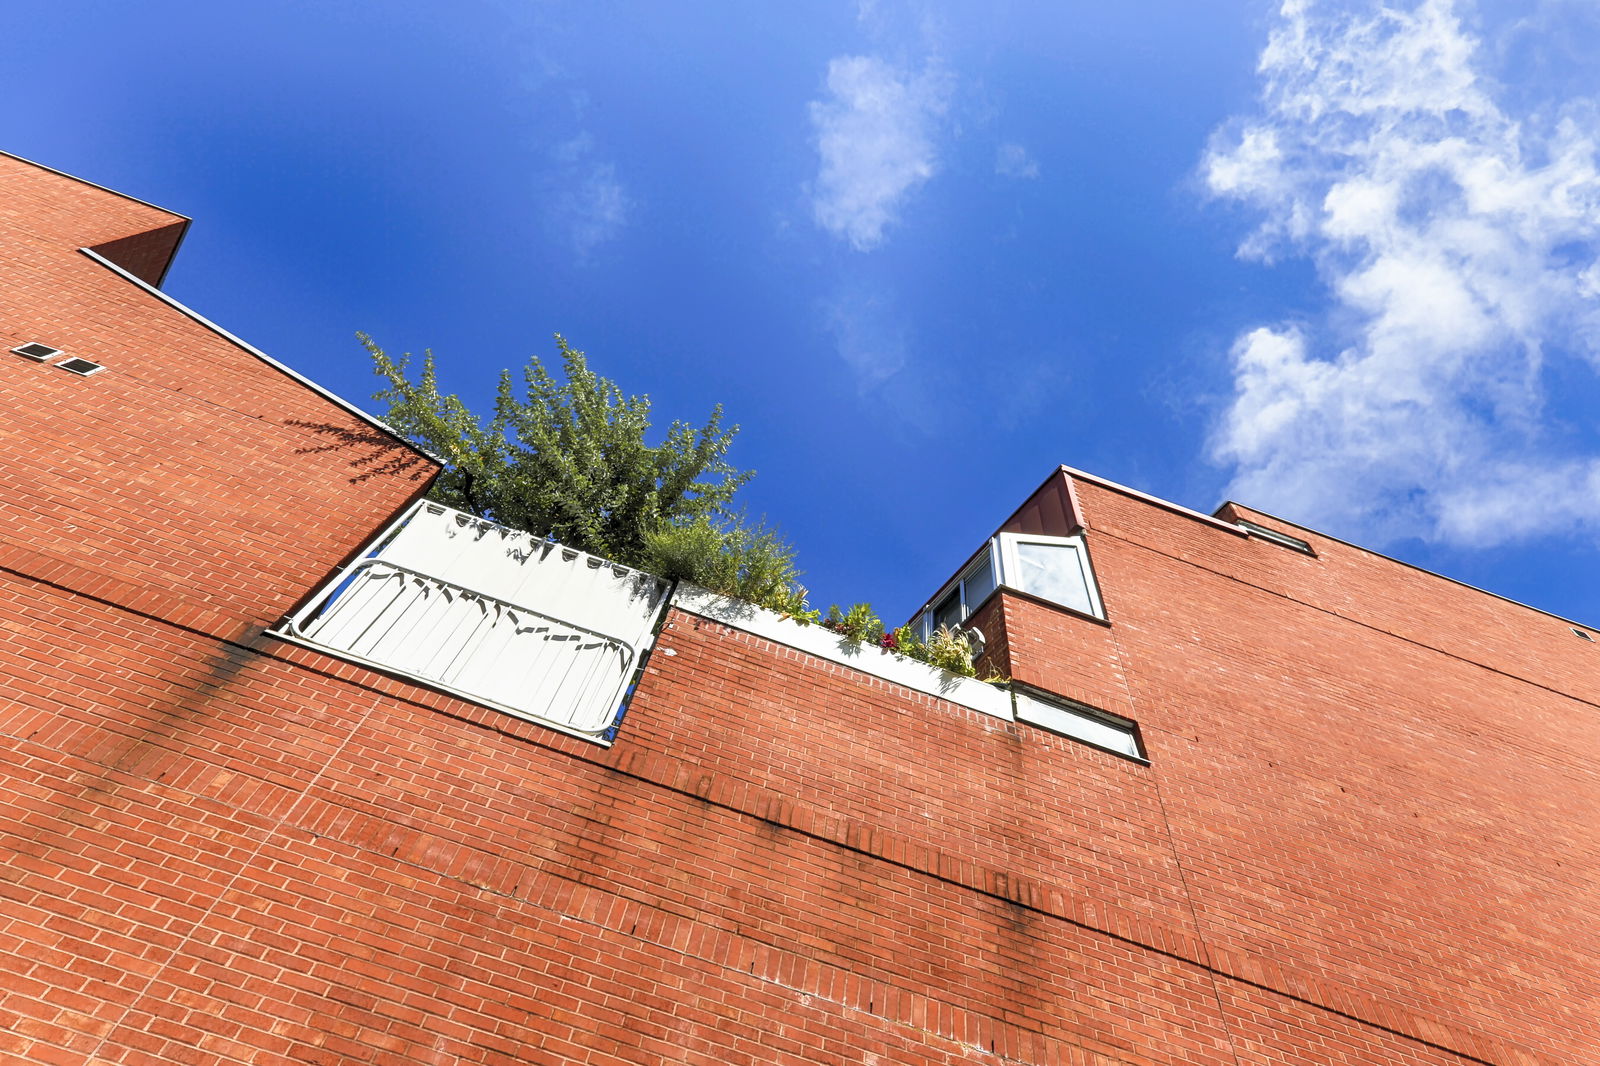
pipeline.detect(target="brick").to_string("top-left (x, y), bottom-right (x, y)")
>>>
top-left (0, 149), bottom-right (1592, 1066)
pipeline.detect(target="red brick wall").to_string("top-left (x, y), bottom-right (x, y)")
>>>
top-left (967, 591), bottom-right (1009, 680)
top-left (1063, 476), bottom-right (1600, 1061)
top-left (1, 155), bottom-right (1593, 1066)
top-left (989, 591), bottom-right (1137, 721)
top-left (5, 566), bottom-right (1548, 1065)
top-left (88, 222), bottom-right (189, 286)
top-left (0, 153), bottom-right (435, 629)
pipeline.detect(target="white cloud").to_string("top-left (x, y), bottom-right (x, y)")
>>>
top-left (1205, 0), bottom-right (1600, 545)
top-left (808, 55), bottom-right (951, 251)
top-left (995, 142), bottom-right (1040, 180)
top-left (562, 163), bottom-right (629, 256)
top-left (824, 288), bottom-right (909, 387)
top-left (548, 134), bottom-right (632, 257)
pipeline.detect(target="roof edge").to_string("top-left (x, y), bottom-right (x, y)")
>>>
top-left (1216, 499), bottom-right (1598, 635)
top-left (1045, 467), bottom-right (1597, 636)
top-left (79, 246), bottom-right (438, 463)
top-left (1, 149), bottom-right (192, 224)
top-left (1059, 465), bottom-right (1249, 537)
top-left (153, 218), bottom-right (191, 288)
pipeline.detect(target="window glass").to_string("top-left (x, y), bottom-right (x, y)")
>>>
top-left (962, 554), bottom-right (996, 612)
top-left (932, 588), bottom-right (963, 632)
top-left (1013, 541), bottom-right (1094, 615)
top-left (1013, 691), bottom-right (1141, 758)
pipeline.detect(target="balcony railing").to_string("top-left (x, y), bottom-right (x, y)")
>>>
top-left (278, 501), bottom-right (671, 742)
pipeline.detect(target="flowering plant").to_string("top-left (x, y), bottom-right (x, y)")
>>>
top-left (820, 603), bottom-right (976, 677)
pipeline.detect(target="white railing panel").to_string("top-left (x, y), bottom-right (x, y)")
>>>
top-left (282, 503), bottom-right (671, 741)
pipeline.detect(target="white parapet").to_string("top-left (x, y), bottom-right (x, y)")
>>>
top-left (671, 584), bottom-right (1017, 723)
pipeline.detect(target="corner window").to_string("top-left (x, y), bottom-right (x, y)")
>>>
top-left (999, 533), bottom-right (1103, 618)
top-left (914, 531), bottom-right (1105, 639)
top-left (919, 545), bottom-right (999, 640)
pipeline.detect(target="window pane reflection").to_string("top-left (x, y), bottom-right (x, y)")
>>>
top-left (963, 555), bottom-right (996, 611)
top-left (933, 589), bottom-right (963, 632)
top-left (1014, 541), bottom-right (1094, 615)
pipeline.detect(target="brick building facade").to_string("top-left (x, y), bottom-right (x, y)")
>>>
top-left (2, 151), bottom-right (1596, 1065)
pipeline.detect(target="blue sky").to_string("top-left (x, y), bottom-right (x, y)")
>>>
top-left (10, 0), bottom-right (1600, 625)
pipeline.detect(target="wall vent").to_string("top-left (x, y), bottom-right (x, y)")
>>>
top-left (1237, 519), bottom-right (1315, 555)
top-left (11, 342), bottom-right (61, 361)
top-left (56, 358), bottom-right (104, 376)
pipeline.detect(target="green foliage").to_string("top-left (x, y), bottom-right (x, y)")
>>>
top-left (367, 332), bottom-right (751, 562)
top-left (890, 624), bottom-right (920, 652)
top-left (820, 604), bottom-right (978, 678)
top-left (365, 331), bottom-right (988, 677)
top-left (823, 602), bottom-right (883, 644)
top-left (921, 624), bottom-right (978, 677)
top-left (639, 516), bottom-right (819, 624)
top-left (366, 332), bottom-right (815, 619)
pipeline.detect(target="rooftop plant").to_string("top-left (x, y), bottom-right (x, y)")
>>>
top-left (367, 332), bottom-right (820, 618)
top-left (366, 333), bottom-right (979, 678)
top-left (820, 602), bottom-right (979, 677)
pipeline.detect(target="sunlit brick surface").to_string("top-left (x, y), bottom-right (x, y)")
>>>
top-left (1, 152), bottom-right (1595, 1065)
top-left (0, 153), bottom-right (431, 629)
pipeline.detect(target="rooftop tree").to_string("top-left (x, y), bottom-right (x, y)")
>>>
top-left (365, 333), bottom-right (979, 675)
top-left (362, 333), bottom-right (814, 618)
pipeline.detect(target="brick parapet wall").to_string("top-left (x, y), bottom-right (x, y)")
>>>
top-left (0, 153), bottom-right (435, 630)
top-left (87, 222), bottom-right (189, 286)
top-left (0, 557), bottom-right (1565, 1064)
top-left (1217, 500), bottom-right (1600, 702)
top-left (1088, 484), bottom-right (1600, 706)
top-left (0, 152), bottom-right (182, 258)
top-left (1063, 477), bottom-right (1600, 1060)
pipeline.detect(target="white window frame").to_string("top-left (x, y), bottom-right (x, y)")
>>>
top-left (1013, 688), bottom-right (1144, 760)
top-left (915, 531), bottom-right (1106, 639)
top-left (56, 357), bottom-right (105, 376)
top-left (274, 500), bottom-right (671, 745)
top-left (1236, 518), bottom-right (1314, 555)
top-left (996, 532), bottom-right (1104, 619)
top-left (919, 542), bottom-right (1001, 640)
top-left (11, 342), bottom-right (62, 362)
